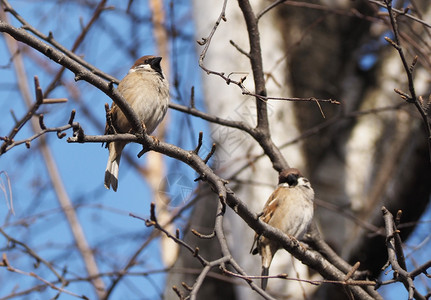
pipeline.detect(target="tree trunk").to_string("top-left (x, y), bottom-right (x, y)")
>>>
top-left (165, 0), bottom-right (431, 299)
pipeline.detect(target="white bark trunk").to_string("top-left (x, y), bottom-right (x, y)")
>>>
top-left (193, 0), bottom-right (315, 297)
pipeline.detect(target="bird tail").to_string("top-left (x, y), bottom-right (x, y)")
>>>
top-left (104, 142), bottom-right (124, 192)
top-left (260, 243), bottom-right (275, 290)
top-left (261, 266), bottom-right (269, 290)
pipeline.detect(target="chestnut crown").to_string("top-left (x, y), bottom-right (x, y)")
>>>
top-left (278, 168), bottom-right (302, 186)
top-left (131, 55), bottom-right (164, 78)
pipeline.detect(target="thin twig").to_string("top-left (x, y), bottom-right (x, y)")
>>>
top-left (383, 0), bottom-right (431, 162)
top-left (382, 207), bottom-right (425, 300)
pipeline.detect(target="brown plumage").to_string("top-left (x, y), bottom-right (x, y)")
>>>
top-left (251, 168), bottom-right (314, 290)
top-left (104, 56), bottom-right (169, 191)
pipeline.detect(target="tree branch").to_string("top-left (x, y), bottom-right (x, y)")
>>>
top-left (0, 19), bottom-right (141, 134)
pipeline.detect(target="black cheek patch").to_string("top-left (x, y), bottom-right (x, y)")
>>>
top-left (149, 60), bottom-right (164, 79)
top-left (286, 174), bottom-right (298, 186)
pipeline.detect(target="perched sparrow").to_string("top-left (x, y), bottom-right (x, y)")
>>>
top-left (104, 55), bottom-right (169, 191)
top-left (251, 168), bottom-right (314, 290)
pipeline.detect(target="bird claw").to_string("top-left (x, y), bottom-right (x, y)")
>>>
top-left (299, 242), bottom-right (308, 252)
top-left (105, 106), bottom-right (117, 135)
top-left (287, 235), bottom-right (307, 251)
top-left (150, 135), bottom-right (160, 145)
top-left (287, 234), bottom-right (298, 243)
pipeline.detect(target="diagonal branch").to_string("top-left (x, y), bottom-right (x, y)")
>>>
top-left (69, 130), bottom-right (378, 300)
top-left (1, 0), bottom-right (118, 85)
top-left (0, 19), bottom-right (141, 135)
top-left (1, 8), bottom-right (106, 297)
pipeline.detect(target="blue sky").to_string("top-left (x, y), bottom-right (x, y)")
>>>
top-left (0, 1), bottom-right (207, 299)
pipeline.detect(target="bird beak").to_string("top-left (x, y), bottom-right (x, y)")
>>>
top-left (152, 56), bottom-right (162, 64)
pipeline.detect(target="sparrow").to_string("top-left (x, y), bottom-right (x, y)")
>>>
top-left (104, 55), bottom-right (169, 191)
top-left (250, 168), bottom-right (314, 290)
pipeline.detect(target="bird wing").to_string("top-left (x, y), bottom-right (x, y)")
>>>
top-left (261, 191), bottom-right (280, 224)
top-left (250, 190), bottom-right (281, 254)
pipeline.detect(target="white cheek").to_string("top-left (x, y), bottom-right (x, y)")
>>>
top-left (297, 177), bottom-right (308, 186)
top-left (129, 65), bottom-right (153, 74)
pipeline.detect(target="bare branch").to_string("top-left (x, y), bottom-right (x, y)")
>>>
top-left (382, 207), bottom-right (425, 300)
top-left (0, 19), bottom-right (142, 135)
top-left (383, 0), bottom-right (431, 162)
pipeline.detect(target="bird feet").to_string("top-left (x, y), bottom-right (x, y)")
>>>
top-left (141, 122), bottom-right (147, 133)
top-left (150, 135), bottom-right (160, 145)
top-left (104, 104), bottom-right (117, 135)
top-left (287, 235), bottom-right (307, 251)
